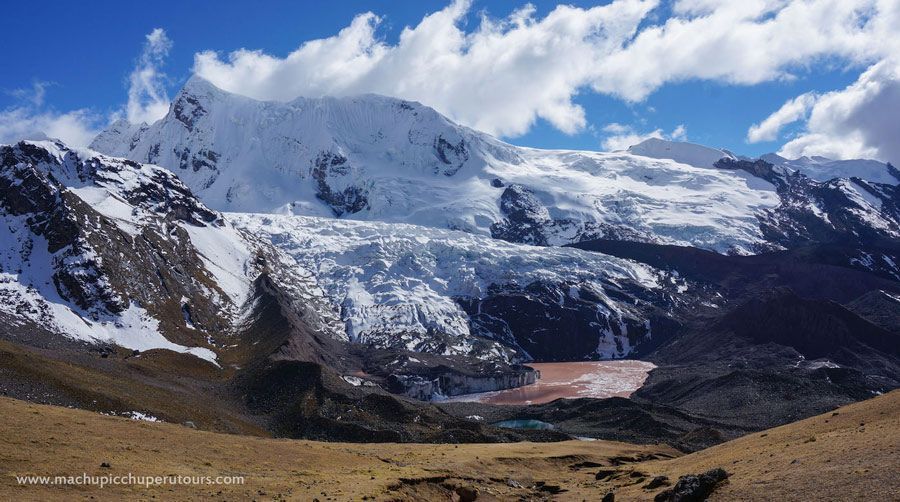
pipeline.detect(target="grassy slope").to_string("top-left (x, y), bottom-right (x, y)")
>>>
top-left (0, 390), bottom-right (897, 501)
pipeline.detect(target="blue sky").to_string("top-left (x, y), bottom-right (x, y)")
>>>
top-left (0, 1), bottom-right (896, 161)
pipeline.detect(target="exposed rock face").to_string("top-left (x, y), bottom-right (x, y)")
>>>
top-left (1, 146), bottom-right (123, 315)
top-left (490, 184), bottom-right (553, 245)
top-left (458, 281), bottom-right (666, 361)
top-left (715, 158), bottom-right (900, 250)
top-left (432, 135), bottom-right (469, 176)
top-left (311, 151), bottom-right (369, 216)
top-left (172, 92), bottom-right (208, 132)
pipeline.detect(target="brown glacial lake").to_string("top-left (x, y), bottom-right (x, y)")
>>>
top-left (448, 360), bottom-right (656, 405)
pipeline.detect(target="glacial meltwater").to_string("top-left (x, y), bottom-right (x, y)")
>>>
top-left (493, 419), bottom-right (555, 430)
top-left (448, 360), bottom-right (656, 406)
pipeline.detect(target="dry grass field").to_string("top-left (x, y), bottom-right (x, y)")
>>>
top-left (0, 390), bottom-right (897, 501)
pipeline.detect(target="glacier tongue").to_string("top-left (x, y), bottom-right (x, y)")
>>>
top-left (230, 213), bottom-right (669, 362)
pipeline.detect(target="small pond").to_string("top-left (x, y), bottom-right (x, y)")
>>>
top-left (493, 419), bottom-right (555, 430)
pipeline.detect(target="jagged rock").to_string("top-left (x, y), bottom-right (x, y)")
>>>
top-left (653, 468), bottom-right (729, 501)
top-left (311, 151), bottom-right (369, 216)
top-left (0, 140), bottom-right (343, 366)
top-left (433, 135), bottom-right (469, 176)
top-left (490, 184), bottom-right (552, 245)
top-left (715, 157), bottom-right (900, 250)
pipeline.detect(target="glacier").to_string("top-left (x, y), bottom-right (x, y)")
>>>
top-left (93, 77), bottom-right (787, 254)
top-left (230, 213), bottom-right (676, 362)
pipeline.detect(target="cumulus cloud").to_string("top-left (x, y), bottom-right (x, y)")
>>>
top-left (195, 0), bottom-right (655, 137)
top-left (593, 0), bottom-right (897, 101)
top-left (126, 28), bottom-right (173, 124)
top-left (772, 58), bottom-right (900, 163)
top-left (600, 122), bottom-right (686, 151)
top-left (746, 92), bottom-right (818, 143)
top-left (191, 0), bottom-right (899, 138)
top-left (0, 82), bottom-right (102, 147)
top-left (0, 28), bottom-right (174, 147)
top-left (0, 107), bottom-right (101, 147)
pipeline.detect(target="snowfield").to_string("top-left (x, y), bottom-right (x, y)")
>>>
top-left (761, 153), bottom-right (898, 185)
top-left (624, 137), bottom-right (736, 168)
top-left (94, 77), bottom-right (790, 254)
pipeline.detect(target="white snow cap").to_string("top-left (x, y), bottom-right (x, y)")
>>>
top-left (626, 138), bottom-right (736, 169)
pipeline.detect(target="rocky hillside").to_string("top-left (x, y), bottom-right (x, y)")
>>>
top-left (0, 140), bottom-right (347, 364)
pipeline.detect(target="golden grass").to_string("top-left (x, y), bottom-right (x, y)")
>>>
top-left (0, 390), bottom-right (896, 501)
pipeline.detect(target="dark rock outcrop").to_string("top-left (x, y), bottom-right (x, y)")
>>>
top-left (433, 135), bottom-right (469, 176)
top-left (715, 157), bottom-right (900, 250)
top-left (654, 468), bottom-right (728, 502)
top-left (311, 151), bottom-right (369, 216)
top-left (491, 184), bottom-right (553, 245)
top-left (458, 281), bottom-right (664, 361)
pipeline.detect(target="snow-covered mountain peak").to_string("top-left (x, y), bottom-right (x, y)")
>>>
top-left (92, 77), bottom-right (520, 216)
top-left (626, 138), bottom-right (736, 168)
top-left (91, 79), bottom-right (900, 254)
top-left (760, 152), bottom-right (898, 185)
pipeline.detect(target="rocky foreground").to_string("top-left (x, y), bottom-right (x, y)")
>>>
top-left (1, 390), bottom-right (896, 501)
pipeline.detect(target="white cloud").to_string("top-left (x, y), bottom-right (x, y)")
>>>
top-left (774, 57), bottom-right (900, 162)
top-left (593, 0), bottom-right (898, 101)
top-left (5, 3), bottom-right (900, 151)
top-left (191, 0), bottom-right (899, 138)
top-left (0, 79), bottom-right (100, 147)
top-left (126, 28), bottom-right (173, 124)
top-left (0, 28), bottom-right (171, 147)
top-left (194, 0), bottom-right (656, 137)
top-left (746, 92), bottom-right (817, 143)
top-left (8, 81), bottom-right (51, 107)
top-left (0, 106), bottom-right (101, 147)
top-left (0, 28), bottom-right (172, 146)
top-left (600, 123), bottom-right (686, 151)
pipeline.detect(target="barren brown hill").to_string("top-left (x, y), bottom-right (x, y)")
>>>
top-left (1, 390), bottom-right (898, 501)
